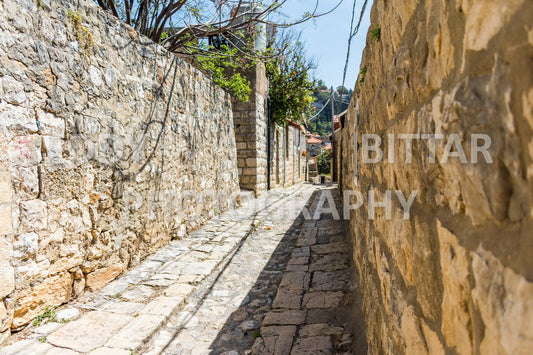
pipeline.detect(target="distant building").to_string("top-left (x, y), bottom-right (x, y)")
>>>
top-left (307, 136), bottom-right (323, 157)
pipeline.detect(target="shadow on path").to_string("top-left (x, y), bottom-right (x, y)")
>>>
top-left (209, 187), bottom-right (367, 354)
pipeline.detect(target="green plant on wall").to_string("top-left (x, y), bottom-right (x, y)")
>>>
top-left (370, 25), bottom-right (381, 41)
top-left (68, 10), bottom-right (95, 56)
top-left (359, 65), bottom-right (367, 84)
top-left (186, 42), bottom-right (254, 102)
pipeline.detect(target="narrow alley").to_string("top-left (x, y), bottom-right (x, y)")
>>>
top-left (1, 184), bottom-right (366, 355)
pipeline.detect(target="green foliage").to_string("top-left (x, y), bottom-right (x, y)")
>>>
top-left (359, 66), bottom-right (367, 83)
top-left (32, 306), bottom-right (57, 326)
top-left (253, 331), bottom-right (261, 339)
top-left (68, 10), bottom-right (95, 56)
top-left (307, 86), bottom-right (353, 137)
top-left (317, 150), bottom-right (332, 175)
top-left (189, 43), bottom-right (253, 102)
top-left (370, 25), bottom-right (381, 41)
top-left (266, 41), bottom-right (315, 126)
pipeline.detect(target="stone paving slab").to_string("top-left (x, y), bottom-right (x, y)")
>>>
top-left (252, 187), bottom-right (357, 355)
top-left (1, 184), bottom-right (314, 354)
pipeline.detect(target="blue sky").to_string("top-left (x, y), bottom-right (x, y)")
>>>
top-left (277, 0), bottom-right (371, 90)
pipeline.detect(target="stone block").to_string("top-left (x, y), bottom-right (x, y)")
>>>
top-left (7, 135), bottom-right (42, 167)
top-left (12, 272), bottom-right (73, 329)
top-left (38, 111), bottom-right (65, 138)
top-left (437, 220), bottom-right (473, 354)
top-left (0, 239), bottom-right (14, 298)
top-left (13, 166), bottom-right (39, 200)
top-left (13, 232), bottom-right (39, 260)
top-left (272, 289), bottom-right (302, 309)
top-left (302, 291), bottom-right (344, 309)
top-left (0, 300), bottom-right (13, 332)
top-left (19, 199), bottom-right (47, 231)
top-left (291, 336), bottom-right (333, 354)
top-left (0, 205), bottom-right (13, 235)
top-left (140, 295), bottom-right (184, 316)
top-left (471, 247), bottom-right (533, 354)
top-left (246, 158), bottom-right (258, 167)
top-left (42, 136), bottom-right (63, 165)
top-left (242, 167), bottom-right (257, 176)
top-left (105, 314), bottom-right (166, 350)
top-left (279, 271), bottom-right (310, 292)
top-left (0, 171), bottom-right (12, 204)
top-left (298, 324), bottom-right (343, 337)
top-left (1, 76), bottom-right (25, 106)
top-left (46, 311), bottom-right (133, 353)
top-left (262, 310), bottom-right (306, 326)
top-left (86, 265), bottom-right (124, 291)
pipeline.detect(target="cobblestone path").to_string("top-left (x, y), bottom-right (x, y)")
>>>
top-left (1, 184), bottom-right (364, 355)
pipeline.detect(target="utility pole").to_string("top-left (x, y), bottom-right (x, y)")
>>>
top-left (330, 87), bottom-right (335, 181)
top-left (330, 87), bottom-right (335, 135)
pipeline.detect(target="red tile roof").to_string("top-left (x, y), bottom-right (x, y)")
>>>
top-left (307, 137), bottom-right (322, 144)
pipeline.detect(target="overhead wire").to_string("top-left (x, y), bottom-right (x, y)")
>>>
top-left (307, 93), bottom-right (332, 122)
top-left (339, 0), bottom-right (369, 102)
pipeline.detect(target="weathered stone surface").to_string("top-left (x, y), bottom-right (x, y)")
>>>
top-left (140, 295), bottom-right (184, 316)
top-left (272, 289), bottom-right (302, 309)
top-left (335, 0), bottom-right (533, 352)
top-left (86, 265), bottom-right (124, 291)
top-left (12, 272), bottom-right (72, 329)
top-left (279, 272), bottom-right (310, 292)
top-left (0, 339), bottom-right (78, 355)
top-left (437, 220), bottom-right (473, 354)
top-left (291, 336), bottom-right (333, 354)
top-left (7, 135), bottom-right (41, 167)
top-left (262, 310), bottom-right (306, 326)
top-left (299, 324), bottom-right (343, 338)
top-left (0, 171), bottom-right (12, 204)
top-left (106, 314), bottom-right (166, 350)
top-left (302, 291), bottom-right (344, 309)
top-left (54, 308), bottom-right (80, 322)
top-left (19, 199), bottom-right (47, 231)
top-left (0, 205), bottom-right (13, 235)
top-left (0, 301), bottom-right (11, 332)
top-left (46, 311), bottom-right (133, 353)
top-left (472, 247), bottom-right (533, 354)
top-left (0, 0), bottom-right (240, 331)
top-left (88, 347), bottom-right (131, 355)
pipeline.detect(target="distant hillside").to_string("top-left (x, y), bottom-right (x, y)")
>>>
top-left (307, 83), bottom-right (352, 136)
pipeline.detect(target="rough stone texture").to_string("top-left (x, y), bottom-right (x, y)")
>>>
top-left (232, 66), bottom-right (306, 195)
top-left (2, 185), bottom-right (319, 353)
top-left (85, 265), bottom-right (124, 291)
top-left (232, 64), bottom-right (269, 194)
top-left (46, 311), bottom-right (133, 353)
top-left (269, 124), bottom-right (307, 189)
top-left (0, 0), bottom-right (239, 330)
top-left (11, 272), bottom-right (72, 330)
top-left (336, 0), bottom-right (533, 353)
top-left (251, 188), bottom-right (366, 354)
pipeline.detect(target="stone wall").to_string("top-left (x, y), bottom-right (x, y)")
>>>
top-left (232, 64), bottom-right (268, 194)
top-left (268, 123), bottom-right (306, 188)
top-left (0, 0), bottom-right (239, 334)
top-left (339, 0), bottom-right (533, 353)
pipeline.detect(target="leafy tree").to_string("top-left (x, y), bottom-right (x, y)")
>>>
top-left (316, 149), bottom-right (331, 175)
top-left (266, 37), bottom-right (316, 125)
top-left (92, 0), bottom-right (342, 101)
top-left (307, 86), bottom-right (353, 137)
